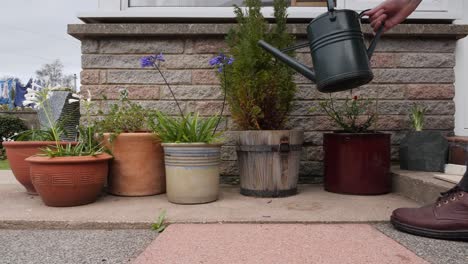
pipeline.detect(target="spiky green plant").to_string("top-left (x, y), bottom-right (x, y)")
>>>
top-left (410, 104), bottom-right (427, 131)
top-left (150, 111), bottom-right (223, 143)
top-left (223, 0), bottom-right (296, 130)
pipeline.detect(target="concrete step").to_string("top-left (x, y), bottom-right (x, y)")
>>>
top-left (392, 166), bottom-right (457, 205)
top-left (0, 169), bottom-right (418, 228)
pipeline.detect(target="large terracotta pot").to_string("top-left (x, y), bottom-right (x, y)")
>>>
top-left (162, 143), bottom-right (221, 204)
top-left (26, 153), bottom-right (112, 207)
top-left (323, 132), bottom-right (391, 195)
top-left (2, 141), bottom-right (75, 195)
top-left (103, 133), bottom-right (165, 196)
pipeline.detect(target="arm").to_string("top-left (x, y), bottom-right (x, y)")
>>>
top-left (365, 0), bottom-right (422, 32)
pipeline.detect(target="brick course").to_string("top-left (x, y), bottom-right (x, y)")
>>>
top-left (79, 31), bottom-right (457, 184)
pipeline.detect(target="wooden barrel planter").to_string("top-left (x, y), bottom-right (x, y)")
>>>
top-left (237, 130), bottom-right (303, 198)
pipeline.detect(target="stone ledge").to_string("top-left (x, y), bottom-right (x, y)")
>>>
top-left (392, 166), bottom-right (455, 205)
top-left (68, 23), bottom-right (468, 40)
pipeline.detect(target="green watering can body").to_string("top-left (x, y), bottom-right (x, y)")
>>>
top-left (259, 0), bottom-right (384, 93)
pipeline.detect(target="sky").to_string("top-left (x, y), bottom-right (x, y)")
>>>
top-left (0, 0), bottom-right (97, 84)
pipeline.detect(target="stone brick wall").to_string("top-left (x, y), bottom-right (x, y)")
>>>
top-left (76, 25), bottom-right (457, 184)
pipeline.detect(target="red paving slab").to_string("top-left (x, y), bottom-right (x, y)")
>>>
top-left (133, 224), bottom-right (428, 264)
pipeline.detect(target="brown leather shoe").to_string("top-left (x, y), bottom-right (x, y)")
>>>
top-left (391, 186), bottom-right (468, 241)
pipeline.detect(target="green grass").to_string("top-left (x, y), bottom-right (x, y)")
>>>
top-left (0, 160), bottom-right (10, 170)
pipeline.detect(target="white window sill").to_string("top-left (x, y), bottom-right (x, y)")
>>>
top-left (79, 6), bottom-right (460, 23)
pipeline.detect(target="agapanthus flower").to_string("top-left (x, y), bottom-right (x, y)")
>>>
top-left (140, 53), bottom-right (165, 68)
top-left (210, 53), bottom-right (234, 73)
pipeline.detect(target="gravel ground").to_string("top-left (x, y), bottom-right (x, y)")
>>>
top-left (375, 223), bottom-right (468, 264)
top-left (0, 229), bottom-right (157, 264)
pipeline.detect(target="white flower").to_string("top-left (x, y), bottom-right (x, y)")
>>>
top-left (13, 133), bottom-right (18, 136)
top-left (87, 90), bottom-right (92, 102)
top-left (71, 93), bottom-right (82, 99)
top-left (23, 100), bottom-right (35, 106)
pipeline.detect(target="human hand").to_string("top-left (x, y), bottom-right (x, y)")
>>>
top-left (364, 0), bottom-right (422, 32)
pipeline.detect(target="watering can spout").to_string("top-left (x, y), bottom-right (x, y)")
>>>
top-left (258, 40), bottom-right (316, 83)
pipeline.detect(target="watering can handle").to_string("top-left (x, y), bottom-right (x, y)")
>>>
top-left (359, 9), bottom-right (385, 60)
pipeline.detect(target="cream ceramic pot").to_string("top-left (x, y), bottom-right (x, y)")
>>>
top-left (162, 143), bottom-right (221, 204)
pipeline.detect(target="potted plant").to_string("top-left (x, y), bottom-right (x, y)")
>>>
top-left (95, 89), bottom-right (165, 197)
top-left (319, 94), bottom-right (391, 195)
top-left (399, 104), bottom-right (448, 172)
top-left (220, 0), bottom-right (303, 198)
top-left (150, 112), bottom-right (223, 204)
top-left (140, 50), bottom-right (227, 204)
top-left (24, 88), bottom-right (112, 207)
top-left (1, 89), bottom-right (75, 195)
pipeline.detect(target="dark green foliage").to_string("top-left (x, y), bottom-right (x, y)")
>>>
top-left (150, 112), bottom-right (222, 143)
top-left (224, 0), bottom-right (296, 130)
top-left (0, 114), bottom-right (28, 139)
top-left (0, 114), bottom-right (27, 160)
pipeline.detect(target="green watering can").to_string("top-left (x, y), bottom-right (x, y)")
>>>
top-left (259, 0), bottom-right (384, 93)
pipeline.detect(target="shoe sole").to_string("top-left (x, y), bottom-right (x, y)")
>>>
top-left (391, 217), bottom-right (468, 241)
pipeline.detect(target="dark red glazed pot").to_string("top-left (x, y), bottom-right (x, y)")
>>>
top-left (323, 132), bottom-right (391, 195)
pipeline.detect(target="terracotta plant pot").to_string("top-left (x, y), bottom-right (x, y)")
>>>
top-left (162, 143), bottom-right (221, 204)
top-left (2, 141), bottom-right (75, 195)
top-left (323, 133), bottom-right (391, 195)
top-left (103, 133), bottom-right (165, 196)
top-left (26, 153), bottom-right (112, 207)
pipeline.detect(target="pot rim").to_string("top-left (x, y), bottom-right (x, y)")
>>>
top-left (2, 141), bottom-right (77, 148)
top-left (161, 142), bottom-right (223, 147)
top-left (25, 153), bottom-right (113, 164)
top-left (102, 132), bottom-right (153, 136)
top-left (324, 131), bottom-right (390, 135)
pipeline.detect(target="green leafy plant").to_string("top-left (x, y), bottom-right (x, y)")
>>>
top-left (151, 210), bottom-right (168, 233)
top-left (150, 111), bottom-right (223, 143)
top-left (95, 89), bottom-right (155, 142)
top-left (0, 115), bottom-right (27, 159)
top-left (410, 104), bottom-right (427, 132)
top-left (222, 0), bottom-right (296, 130)
top-left (0, 115), bottom-right (27, 141)
top-left (318, 95), bottom-right (379, 133)
top-left (23, 88), bottom-right (104, 157)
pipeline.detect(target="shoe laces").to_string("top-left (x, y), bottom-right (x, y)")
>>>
top-left (436, 186), bottom-right (465, 207)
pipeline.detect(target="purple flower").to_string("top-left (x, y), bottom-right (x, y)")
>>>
top-left (155, 53), bottom-right (165, 62)
top-left (209, 53), bottom-right (234, 73)
top-left (140, 53), bottom-right (165, 68)
top-left (140, 56), bottom-right (154, 67)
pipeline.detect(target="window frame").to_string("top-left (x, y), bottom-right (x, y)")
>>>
top-left (93, 0), bottom-right (462, 20)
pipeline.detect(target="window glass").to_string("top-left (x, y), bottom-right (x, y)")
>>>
top-left (128, 0), bottom-right (278, 7)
